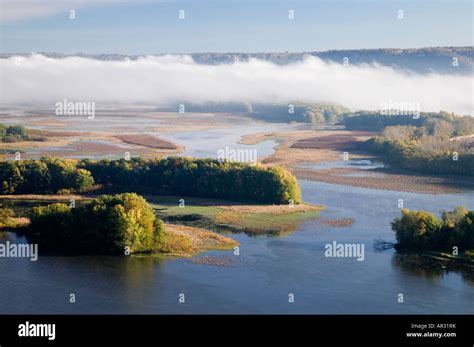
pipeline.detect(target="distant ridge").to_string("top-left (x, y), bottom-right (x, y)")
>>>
top-left (1, 46), bottom-right (473, 74)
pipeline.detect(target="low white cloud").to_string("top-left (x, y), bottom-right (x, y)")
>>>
top-left (0, 54), bottom-right (472, 115)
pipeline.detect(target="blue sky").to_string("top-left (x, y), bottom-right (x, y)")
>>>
top-left (1, 0), bottom-right (472, 54)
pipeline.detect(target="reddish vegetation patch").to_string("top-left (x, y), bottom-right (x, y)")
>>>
top-left (292, 167), bottom-right (474, 194)
top-left (116, 134), bottom-right (179, 150)
top-left (72, 141), bottom-right (126, 153)
top-left (291, 131), bottom-right (375, 150)
top-left (40, 131), bottom-right (86, 137)
top-left (320, 217), bottom-right (355, 228)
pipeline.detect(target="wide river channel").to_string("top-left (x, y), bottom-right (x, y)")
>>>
top-left (0, 121), bottom-right (473, 314)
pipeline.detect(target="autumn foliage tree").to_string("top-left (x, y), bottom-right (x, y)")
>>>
top-left (27, 193), bottom-right (164, 255)
top-left (392, 207), bottom-right (474, 252)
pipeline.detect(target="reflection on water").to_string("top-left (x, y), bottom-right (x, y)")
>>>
top-left (296, 158), bottom-right (385, 171)
top-left (0, 231), bottom-right (17, 243)
top-left (392, 253), bottom-right (474, 283)
top-left (1, 177), bottom-right (473, 314)
top-left (0, 232), bottom-right (166, 314)
top-left (1, 121), bottom-right (474, 314)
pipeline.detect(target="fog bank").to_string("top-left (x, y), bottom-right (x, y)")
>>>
top-left (1, 54), bottom-right (472, 115)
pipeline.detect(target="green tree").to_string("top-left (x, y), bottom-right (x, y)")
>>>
top-left (391, 209), bottom-right (442, 250)
top-left (1, 125), bottom-right (30, 142)
top-left (392, 207), bottom-right (474, 252)
top-left (0, 207), bottom-right (15, 228)
top-left (27, 193), bottom-right (164, 255)
top-left (441, 206), bottom-right (468, 228)
top-left (458, 211), bottom-right (474, 250)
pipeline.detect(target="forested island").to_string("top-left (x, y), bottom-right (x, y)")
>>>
top-left (391, 207), bottom-right (474, 262)
top-left (0, 157), bottom-right (301, 204)
top-left (0, 192), bottom-right (241, 256)
top-left (356, 113), bottom-right (474, 176)
top-left (0, 157), bottom-right (313, 256)
top-left (27, 193), bottom-right (164, 254)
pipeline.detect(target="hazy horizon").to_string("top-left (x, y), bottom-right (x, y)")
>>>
top-left (2, 45), bottom-right (473, 55)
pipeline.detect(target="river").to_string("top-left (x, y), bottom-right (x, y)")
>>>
top-left (0, 119), bottom-right (473, 314)
top-left (1, 180), bottom-right (473, 314)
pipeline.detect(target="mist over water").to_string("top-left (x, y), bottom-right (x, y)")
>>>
top-left (1, 54), bottom-right (472, 115)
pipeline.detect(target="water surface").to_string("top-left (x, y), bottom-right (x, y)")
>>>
top-left (0, 120), bottom-right (472, 314)
top-left (0, 179), bottom-right (472, 314)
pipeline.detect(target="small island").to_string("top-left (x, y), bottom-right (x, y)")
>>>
top-left (389, 207), bottom-right (474, 267)
top-left (0, 156), bottom-right (320, 257)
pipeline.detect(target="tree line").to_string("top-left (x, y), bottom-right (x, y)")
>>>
top-left (175, 102), bottom-right (349, 124)
top-left (339, 111), bottom-right (474, 133)
top-left (0, 158), bottom-right (95, 194)
top-left (80, 157), bottom-right (301, 204)
top-left (392, 207), bottom-right (474, 253)
top-left (342, 112), bottom-right (474, 176)
top-left (0, 157), bottom-right (302, 204)
top-left (366, 136), bottom-right (474, 176)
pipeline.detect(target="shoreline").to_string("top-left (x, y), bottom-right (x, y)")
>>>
top-left (0, 194), bottom-right (322, 257)
top-left (149, 223), bottom-right (239, 258)
top-left (292, 167), bottom-right (474, 194)
top-left (240, 129), bottom-right (474, 194)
